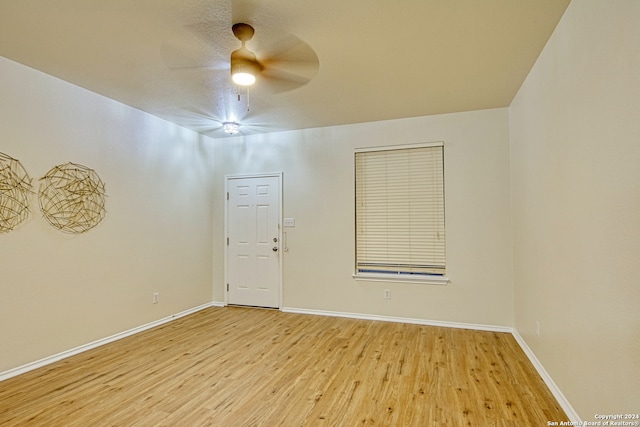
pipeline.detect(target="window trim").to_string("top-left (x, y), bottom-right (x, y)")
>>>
top-left (352, 271), bottom-right (450, 285)
top-left (353, 141), bottom-right (449, 285)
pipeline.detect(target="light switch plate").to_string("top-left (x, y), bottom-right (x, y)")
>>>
top-left (283, 218), bottom-right (295, 227)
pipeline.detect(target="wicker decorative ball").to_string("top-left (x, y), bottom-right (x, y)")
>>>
top-left (0, 153), bottom-right (33, 233)
top-left (39, 163), bottom-right (106, 234)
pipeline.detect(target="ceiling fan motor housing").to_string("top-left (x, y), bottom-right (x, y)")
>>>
top-left (232, 23), bottom-right (255, 42)
top-left (230, 23), bottom-right (261, 85)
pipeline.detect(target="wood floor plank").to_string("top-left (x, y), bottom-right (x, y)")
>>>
top-left (0, 307), bottom-right (567, 426)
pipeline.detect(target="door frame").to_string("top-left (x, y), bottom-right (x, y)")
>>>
top-left (224, 172), bottom-right (283, 309)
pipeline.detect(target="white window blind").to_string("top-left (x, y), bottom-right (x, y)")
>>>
top-left (355, 145), bottom-right (445, 276)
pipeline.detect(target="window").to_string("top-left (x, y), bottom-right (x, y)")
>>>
top-left (354, 143), bottom-right (447, 284)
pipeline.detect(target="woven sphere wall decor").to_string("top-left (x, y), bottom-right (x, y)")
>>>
top-left (38, 162), bottom-right (106, 234)
top-left (0, 152), bottom-right (34, 233)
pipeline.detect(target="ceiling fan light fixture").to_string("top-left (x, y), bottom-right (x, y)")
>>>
top-left (232, 70), bottom-right (256, 86)
top-left (223, 121), bottom-right (240, 135)
top-left (230, 47), bottom-right (260, 86)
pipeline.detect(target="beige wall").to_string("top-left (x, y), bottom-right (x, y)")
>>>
top-left (0, 57), bottom-right (215, 372)
top-left (509, 0), bottom-right (640, 417)
top-left (213, 108), bottom-right (514, 327)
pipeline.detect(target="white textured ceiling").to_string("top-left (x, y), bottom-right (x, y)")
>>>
top-left (0, 0), bottom-right (569, 138)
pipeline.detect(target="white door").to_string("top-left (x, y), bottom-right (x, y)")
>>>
top-left (226, 175), bottom-right (281, 308)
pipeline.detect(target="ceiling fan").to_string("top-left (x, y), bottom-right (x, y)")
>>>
top-left (228, 22), bottom-right (319, 92)
top-left (163, 21), bottom-right (319, 93)
top-left (161, 19), bottom-right (319, 135)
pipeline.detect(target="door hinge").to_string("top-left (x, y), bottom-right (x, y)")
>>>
top-left (227, 283), bottom-right (229, 292)
top-left (227, 192), bottom-right (229, 200)
top-left (227, 237), bottom-right (229, 246)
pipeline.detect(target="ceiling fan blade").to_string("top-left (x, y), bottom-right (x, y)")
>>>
top-left (257, 34), bottom-right (319, 92)
top-left (161, 40), bottom-right (228, 71)
top-left (231, 0), bottom-right (261, 24)
top-left (259, 67), bottom-right (315, 93)
top-left (161, 18), bottom-right (232, 71)
top-left (259, 34), bottom-right (318, 62)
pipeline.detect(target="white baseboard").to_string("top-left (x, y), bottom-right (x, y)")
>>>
top-left (0, 301), bottom-right (222, 382)
top-left (511, 330), bottom-right (581, 422)
top-left (281, 306), bottom-right (513, 333)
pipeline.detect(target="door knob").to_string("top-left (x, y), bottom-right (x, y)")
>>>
top-left (272, 246), bottom-right (278, 252)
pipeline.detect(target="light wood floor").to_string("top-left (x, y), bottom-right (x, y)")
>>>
top-left (0, 306), bottom-right (567, 426)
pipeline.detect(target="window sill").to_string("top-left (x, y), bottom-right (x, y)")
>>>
top-left (352, 272), bottom-right (450, 285)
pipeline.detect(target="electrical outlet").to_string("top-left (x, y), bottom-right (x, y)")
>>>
top-left (384, 289), bottom-right (391, 300)
top-left (536, 320), bottom-right (540, 336)
top-left (153, 292), bottom-right (159, 304)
